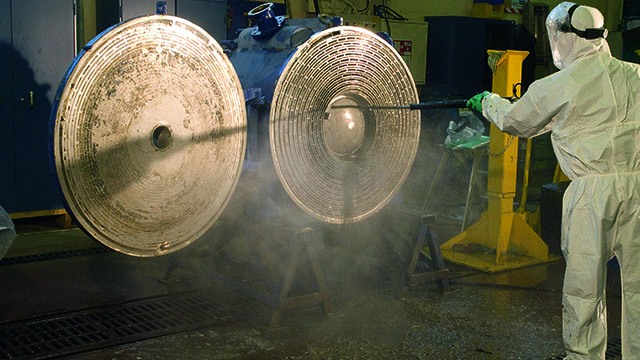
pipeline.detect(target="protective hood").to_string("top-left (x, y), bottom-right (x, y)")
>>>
top-left (546, 2), bottom-right (610, 70)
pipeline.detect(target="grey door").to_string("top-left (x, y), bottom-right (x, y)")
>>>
top-left (177, 0), bottom-right (226, 40)
top-left (121, 0), bottom-right (176, 21)
top-left (11, 0), bottom-right (75, 212)
top-left (0, 2), bottom-right (15, 211)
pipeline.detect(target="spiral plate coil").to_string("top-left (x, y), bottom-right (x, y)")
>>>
top-left (270, 26), bottom-right (420, 224)
top-left (51, 16), bottom-right (246, 256)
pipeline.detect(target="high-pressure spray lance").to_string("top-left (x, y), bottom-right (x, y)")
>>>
top-left (329, 93), bottom-right (520, 135)
top-left (329, 98), bottom-right (487, 134)
top-left (338, 99), bottom-right (468, 111)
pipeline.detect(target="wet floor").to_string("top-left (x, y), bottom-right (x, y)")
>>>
top-left (0, 216), bottom-right (625, 360)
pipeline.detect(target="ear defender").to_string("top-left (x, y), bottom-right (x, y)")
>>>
top-left (560, 4), bottom-right (607, 39)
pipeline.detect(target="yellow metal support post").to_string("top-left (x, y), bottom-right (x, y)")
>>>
top-left (440, 50), bottom-right (560, 273)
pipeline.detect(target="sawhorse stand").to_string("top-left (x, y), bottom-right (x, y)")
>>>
top-left (268, 227), bottom-right (334, 327)
top-left (161, 226), bottom-right (335, 328)
top-left (405, 215), bottom-right (450, 290)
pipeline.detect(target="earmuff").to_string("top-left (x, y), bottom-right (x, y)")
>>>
top-left (559, 4), bottom-right (607, 39)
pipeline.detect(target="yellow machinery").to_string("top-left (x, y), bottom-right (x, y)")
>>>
top-left (440, 50), bottom-right (561, 273)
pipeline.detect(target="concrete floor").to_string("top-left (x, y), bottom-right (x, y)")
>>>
top-left (0, 132), bottom-right (622, 359)
top-left (0, 214), bottom-right (625, 360)
top-left (1, 105), bottom-right (624, 359)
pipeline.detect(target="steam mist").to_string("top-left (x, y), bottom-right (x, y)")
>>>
top-left (167, 107), bottom-right (486, 306)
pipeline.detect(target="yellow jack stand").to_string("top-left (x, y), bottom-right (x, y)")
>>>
top-left (440, 50), bottom-right (561, 273)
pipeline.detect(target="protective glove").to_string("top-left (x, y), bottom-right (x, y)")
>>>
top-left (466, 91), bottom-right (490, 113)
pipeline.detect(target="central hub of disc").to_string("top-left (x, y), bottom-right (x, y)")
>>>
top-left (151, 124), bottom-right (173, 151)
top-left (324, 95), bottom-right (369, 156)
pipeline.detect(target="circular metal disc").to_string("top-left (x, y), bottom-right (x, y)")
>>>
top-left (51, 15), bottom-right (246, 256)
top-left (270, 26), bottom-right (420, 224)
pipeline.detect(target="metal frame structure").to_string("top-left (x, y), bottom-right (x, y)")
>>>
top-left (440, 50), bottom-right (561, 273)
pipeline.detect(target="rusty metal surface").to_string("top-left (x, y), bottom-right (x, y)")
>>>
top-left (270, 26), bottom-right (420, 224)
top-left (51, 15), bottom-right (246, 256)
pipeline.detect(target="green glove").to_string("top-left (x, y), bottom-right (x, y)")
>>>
top-left (466, 91), bottom-right (490, 113)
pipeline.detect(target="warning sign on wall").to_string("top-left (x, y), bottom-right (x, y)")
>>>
top-left (393, 40), bottom-right (412, 67)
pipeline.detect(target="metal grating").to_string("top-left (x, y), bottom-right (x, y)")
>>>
top-left (0, 247), bottom-right (111, 267)
top-left (270, 26), bottom-right (420, 224)
top-left (0, 287), bottom-right (263, 359)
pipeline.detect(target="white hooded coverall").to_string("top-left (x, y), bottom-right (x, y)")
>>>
top-left (481, 2), bottom-right (640, 359)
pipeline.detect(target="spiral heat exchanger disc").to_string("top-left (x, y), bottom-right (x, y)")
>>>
top-left (50, 16), bottom-right (246, 256)
top-left (270, 26), bottom-right (420, 224)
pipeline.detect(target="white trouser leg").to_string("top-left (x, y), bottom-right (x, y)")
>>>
top-left (562, 182), bottom-right (609, 359)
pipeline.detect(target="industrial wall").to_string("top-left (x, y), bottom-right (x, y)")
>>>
top-left (273, 0), bottom-right (623, 29)
top-left (370, 0), bottom-right (623, 30)
top-left (76, 0), bottom-right (626, 44)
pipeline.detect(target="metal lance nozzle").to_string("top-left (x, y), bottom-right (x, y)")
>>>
top-left (328, 99), bottom-right (469, 111)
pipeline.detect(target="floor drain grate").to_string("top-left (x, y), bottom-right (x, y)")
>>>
top-left (0, 287), bottom-right (264, 359)
top-left (0, 247), bottom-right (112, 267)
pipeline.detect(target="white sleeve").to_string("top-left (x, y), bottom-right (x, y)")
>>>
top-left (481, 75), bottom-right (570, 138)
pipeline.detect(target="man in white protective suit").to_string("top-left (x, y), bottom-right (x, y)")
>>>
top-left (466, 2), bottom-right (640, 359)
